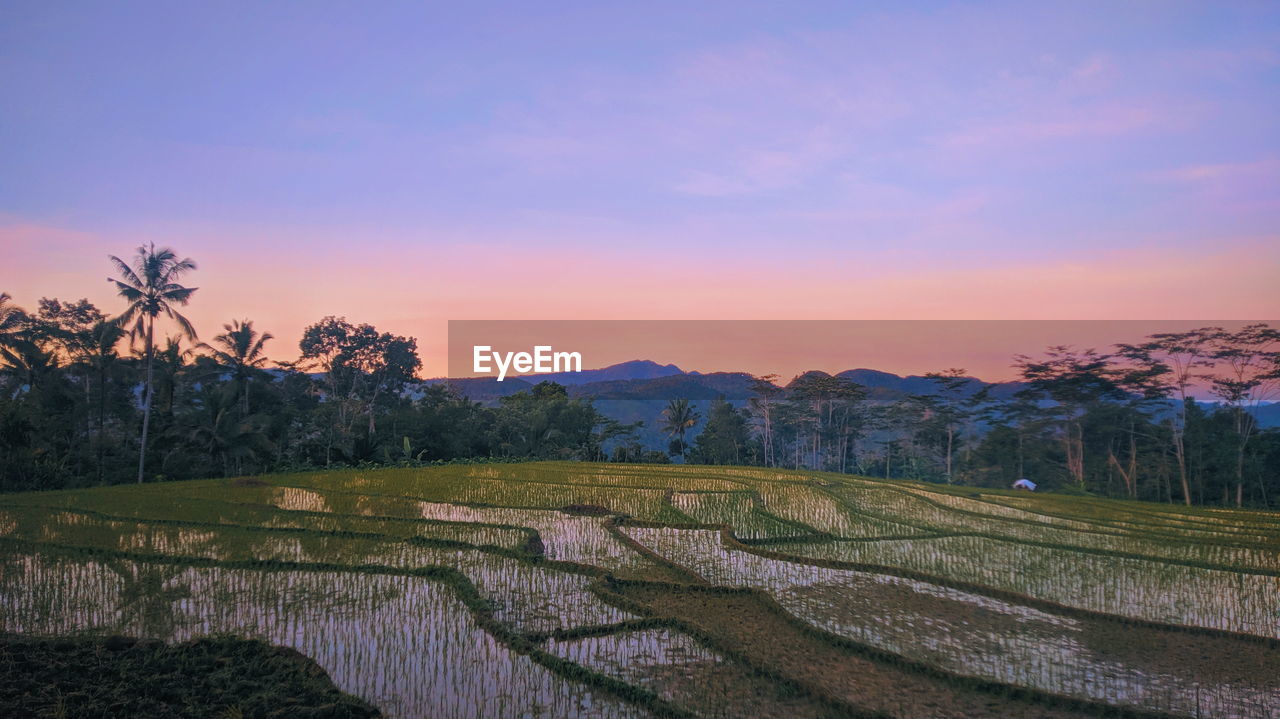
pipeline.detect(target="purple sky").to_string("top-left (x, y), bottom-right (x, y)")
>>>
top-left (2, 1), bottom-right (1278, 373)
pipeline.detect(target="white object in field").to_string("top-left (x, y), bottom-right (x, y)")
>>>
top-left (1012, 478), bottom-right (1037, 491)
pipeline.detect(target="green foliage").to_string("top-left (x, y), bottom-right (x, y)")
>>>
top-left (489, 381), bottom-right (614, 460)
top-left (688, 397), bottom-right (753, 465)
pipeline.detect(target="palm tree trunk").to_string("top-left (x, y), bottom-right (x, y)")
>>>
top-left (137, 319), bottom-right (154, 483)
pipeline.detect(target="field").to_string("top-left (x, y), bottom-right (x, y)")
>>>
top-left (2, 462), bottom-right (1278, 718)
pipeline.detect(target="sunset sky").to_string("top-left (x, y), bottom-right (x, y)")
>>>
top-left (3, 1), bottom-right (1278, 378)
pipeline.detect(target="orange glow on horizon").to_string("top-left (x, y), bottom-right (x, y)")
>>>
top-left (2, 221), bottom-right (1278, 382)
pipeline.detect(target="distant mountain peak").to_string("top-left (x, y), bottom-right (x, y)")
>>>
top-left (519, 358), bottom-right (686, 386)
top-left (605, 359), bottom-right (684, 372)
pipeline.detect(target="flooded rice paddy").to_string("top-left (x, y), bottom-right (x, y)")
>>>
top-left (3, 462), bottom-right (1278, 718)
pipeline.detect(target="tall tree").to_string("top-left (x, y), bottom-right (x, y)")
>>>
top-left (297, 316), bottom-right (354, 464)
top-left (690, 397), bottom-right (752, 465)
top-left (787, 371), bottom-right (864, 471)
top-left (1014, 347), bottom-right (1124, 489)
top-left (660, 398), bottom-right (699, 459)
top-left (338, 323), bottom-right (420, 436)
top-left (199, 319), bottom-right (273, 415)
top-left (299, 316), bottom-right (421, 462)
top-left (1117, 328), bottom-right (1217, 505)
top-left (748, 374), bottom-right (783, 468)
top-left (921, 368), bottom-right (976, 483)
top-left (152, 337), bottom-right (193, 416)
top-left (34, 299), bottom-right (117, 482)
top-left (1207, 324), bottom-right (1280, 507)
top-left (106, 243), bottom-right (198, 483)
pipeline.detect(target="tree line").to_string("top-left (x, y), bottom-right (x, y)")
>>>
top-left (661, 330), bottom-right (1280, 508)
top-left (2, 244), bottom-right (1278, 507)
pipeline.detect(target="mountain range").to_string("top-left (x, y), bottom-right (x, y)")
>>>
top-left (425, 360), bottom-right (1278, 450)
top-left (433, 360), bottom-right (1025, 402)
top-left (423, 360), bottom-right (1017, 450)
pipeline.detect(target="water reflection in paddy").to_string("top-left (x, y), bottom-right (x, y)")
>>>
top-left (780, 534), bottom-right (1280, 637)
top-left (624, 526), bottom-right (1280, 719)
top-left (1, 507), bottom-right (634, 634)
top-left (0, 551), bottom-right (649, 719)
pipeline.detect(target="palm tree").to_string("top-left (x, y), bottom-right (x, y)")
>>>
top-left (107, 243), bottom-right (198, 483)
top-left (0, 340), bottom-right (59, 393)
top-left (199, 319), bottom-right (273, 415)
top-left (183, 386), bottom-right (274, 477)
top-left (106, 559), bottom-right (192, 637)
top-left (0, 293), bottom-right (34, 399)
top-left (0, 293), bottom-right (26, 353)
top-left (660, 398), bottom-right (700, 459)
top-left (148, 336), bottom-right (192, 416)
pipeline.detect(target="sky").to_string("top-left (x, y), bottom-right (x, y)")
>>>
top-left (446, 320), bottom-right (1275, 382)
top-left (2, 1), bottom-right (1278, 378)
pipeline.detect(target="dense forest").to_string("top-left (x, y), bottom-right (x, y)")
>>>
top-left (2, 244), bottom-right (1278, 507)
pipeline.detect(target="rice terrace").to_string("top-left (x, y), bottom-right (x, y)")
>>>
top-left (2, 461), bottom-right (1278, 718)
